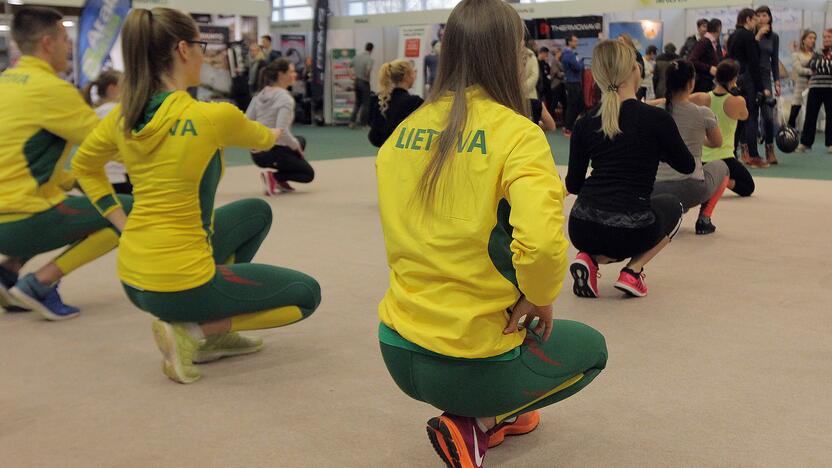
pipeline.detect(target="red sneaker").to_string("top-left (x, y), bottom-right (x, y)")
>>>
top-left (614, 268), bottom-right (648, 297)
top-left (275, 178), bottom-right (295, 193)
top-left (260, 171), bottom-right (277, 196)
top-left (487, 411), bottom-right (540, 448)
top-left (427, 413), bottom-right (489, 468)
top-left (570, 252), bottom-right (600, 298)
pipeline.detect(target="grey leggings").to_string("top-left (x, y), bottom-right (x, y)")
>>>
top-left (652, 160), bottom-right (729, 210)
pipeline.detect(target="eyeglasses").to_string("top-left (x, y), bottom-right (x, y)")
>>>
top-left (185, 40), bottom-right (208, 53)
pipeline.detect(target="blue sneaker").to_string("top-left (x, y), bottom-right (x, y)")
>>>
top-left (10, 274), bottom-right (80, 321)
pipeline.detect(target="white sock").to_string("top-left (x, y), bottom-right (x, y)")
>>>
top-left (183, 322), bottom-right (205, 340)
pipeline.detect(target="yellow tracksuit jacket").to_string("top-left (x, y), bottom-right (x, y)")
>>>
top-left (0, 56), bottom-right (98, 221)
top-left (376, 87), bottom-right (568, 359)
top-left (71, 91), bottom-right (275, 292)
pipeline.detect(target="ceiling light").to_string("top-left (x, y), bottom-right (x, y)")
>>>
top-left (62, 20), bottom-right (75, 27)
top-left (8, 0), bottom-right (24, 5)
top-left (0, 25), bottom-right (10, 32)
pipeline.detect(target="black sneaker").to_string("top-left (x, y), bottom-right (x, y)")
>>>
top-left (695, 219), bottom-right (716, 235)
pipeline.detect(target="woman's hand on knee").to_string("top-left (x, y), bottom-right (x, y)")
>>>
top-left (503, 297), bottom-right (554, 342)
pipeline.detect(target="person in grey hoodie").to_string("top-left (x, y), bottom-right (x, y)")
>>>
top-left (246, 59), bottom-right (314, 194)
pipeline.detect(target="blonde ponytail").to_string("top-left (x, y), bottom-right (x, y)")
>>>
top-left (377, 59), bottom-right (413, 117)
top-left (591, 40), bottom-right (636, 140)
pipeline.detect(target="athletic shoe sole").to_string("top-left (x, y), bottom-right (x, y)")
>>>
top-left (9, 287), bottom-right (79, 321)
top-left (614, 282), bottom-right (647, 298)
top-left (192, 342), bottom-right (264, 364)
top-left (570, 261), bottom-right (598, 298)
top-left (151, 321), bottom-right (200, 384)
top-left (0, 283), bottom-right (30, 313)
top-left (427, 417), bottom-right (469, 468)
top-left (488, 411), bottom-right (540, 448)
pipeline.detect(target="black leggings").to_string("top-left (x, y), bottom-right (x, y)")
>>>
top-left (251, 136), bottom-right (314, 183)
top-left (722, 157), bottom-right (755, 197)
top-left (568, 194), bottom-right (682, 261)
top-left (787, 105), bottom-right (802, 129)
top-left (800, 87), bottom-right (832, 148)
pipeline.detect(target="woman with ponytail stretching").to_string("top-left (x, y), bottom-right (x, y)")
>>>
top-left (71, 8), bottom-right (321, 384)
top-left (368, 59), bottom-right (423, 147)
top-left (566, 41), bottom-right (695, 299)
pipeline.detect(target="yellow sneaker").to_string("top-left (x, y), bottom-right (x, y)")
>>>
top-left (151, 320), bottom-right (201, 384)
top-left (192, 332), bottom-right (264, 364)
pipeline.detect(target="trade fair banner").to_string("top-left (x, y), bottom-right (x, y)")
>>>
top-left (609, 21), bottom-right (664, 54)
top-left (311, 0), bottom-right (329, 101)
top-left (76, 0), bottom-right (131, 87)
top-left (398, 25), bottom-right (432, 98)
top-left (330, 49), bottom-right (355, 123)
top-left (547, 16), bottom-right (603, 40)
top-left (196, 24), bottom-right (232, 101)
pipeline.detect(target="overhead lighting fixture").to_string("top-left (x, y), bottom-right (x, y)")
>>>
top-left (62, 20), bottom-right (75, 27)
top-left (0, 25), bottom-right (10, 32)
top-left (8, 0), bottom-right (24, 5)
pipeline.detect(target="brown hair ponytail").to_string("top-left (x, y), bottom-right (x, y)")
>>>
top-left (120, 8), bottom-right (199, 136)
top-left (82, 69), bottom-right (123, 106)
top-left (417, 0), bottom-right (527, 211)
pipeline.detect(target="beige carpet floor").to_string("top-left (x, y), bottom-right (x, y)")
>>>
top-left (1, 157), bottom-right (830, 467)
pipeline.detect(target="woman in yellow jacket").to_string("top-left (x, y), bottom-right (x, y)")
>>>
top-left (72, 8), bottom-right (321, 384)
top-left (375, 0), bottom-right (607, 466)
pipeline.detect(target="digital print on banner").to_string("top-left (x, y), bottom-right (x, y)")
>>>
top-left (331, 49), bottom-right (356, 123)
top-left (196, 24), bottom-right (232, 101)
top-left (76, 0), bottom-right (131, 87)
top-left (398, 25), bottom-right (431, 98)
top-left (609, 21), bottom-right (664, 54)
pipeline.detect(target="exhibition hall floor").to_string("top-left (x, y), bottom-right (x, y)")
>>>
top-left (2, 130), bottom-right (830, 466)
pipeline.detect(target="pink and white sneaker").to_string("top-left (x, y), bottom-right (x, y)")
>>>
top-left (260, 170), bottom-right (277, 196)
top-left (427, 413), bottom-right (489, 468)
top-left (274, 179), bottom-right (295, 193)
top-left (570, 252), bottom-right (600, 298)
top-left (614, 268), bottom-right (648, 297)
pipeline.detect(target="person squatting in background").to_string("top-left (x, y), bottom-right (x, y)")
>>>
top-left (71, 7), bottom-right (322, 384)
top-left (0, 6), bottom-right (134, 320)
top-left (375, 1), bottom-right (608, 465)
top-left (650, 60), bottom-right (730, 236)
top-left (368, 59), bottom-right (424, 148)
top-left (247, 59), bottom-right (315, 195)
top-left (701, 60), bottom-right (756, 199)
top-left (566, 40), bottom-right (695, 299)
top-left (84, 70), bottom-right (133, 195)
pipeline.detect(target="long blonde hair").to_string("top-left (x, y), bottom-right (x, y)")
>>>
top-left (378, 59), bottom-right (413, 117)
top-left (417, 0), bottom-right (527, 209)
top-left (592, 40), bottom-right (636, 140)
top-left (120, 8), bottom-right (199, 136)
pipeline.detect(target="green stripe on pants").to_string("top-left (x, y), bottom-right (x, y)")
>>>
top-left (380, 319), bottom-right (607, 418)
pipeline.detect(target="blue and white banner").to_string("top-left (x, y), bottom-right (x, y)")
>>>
top-left (76, 0), bottom-right (131, 87)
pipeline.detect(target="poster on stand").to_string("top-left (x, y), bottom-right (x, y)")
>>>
top-left (331, 49), bottom-right (356, 124)
top-left (281, 35), bottom-right (308, 76)
top-left (609, 21), bottom-right (664, 54)
top-left (528, 16), bottom-right (602, 68)
top-left (398, 25), bottom-right (432, 98)
top-left (196, 24), bottom-right (232, 102)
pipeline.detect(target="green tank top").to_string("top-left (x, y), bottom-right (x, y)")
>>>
top-left (702, 92), bottom-right (736, 163)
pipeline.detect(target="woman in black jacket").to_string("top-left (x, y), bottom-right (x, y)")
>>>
top-left (368, 60), bottom-right (424, 147)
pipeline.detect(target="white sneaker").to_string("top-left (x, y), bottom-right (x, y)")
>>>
top-left (796, 144), bottom-right (809, 153)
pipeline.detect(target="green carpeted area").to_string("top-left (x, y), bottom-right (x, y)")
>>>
top-left (226, 124), bottom-right (832, 181)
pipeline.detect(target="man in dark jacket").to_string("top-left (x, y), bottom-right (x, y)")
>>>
top-left (653, 43), bottom-right (680, 98)
top-left (681, 19), bottom-right (708, 58)
top-left (689, 18), bottom-right (723, 93)
top-left (728, 8), bottom-right (768, 167)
